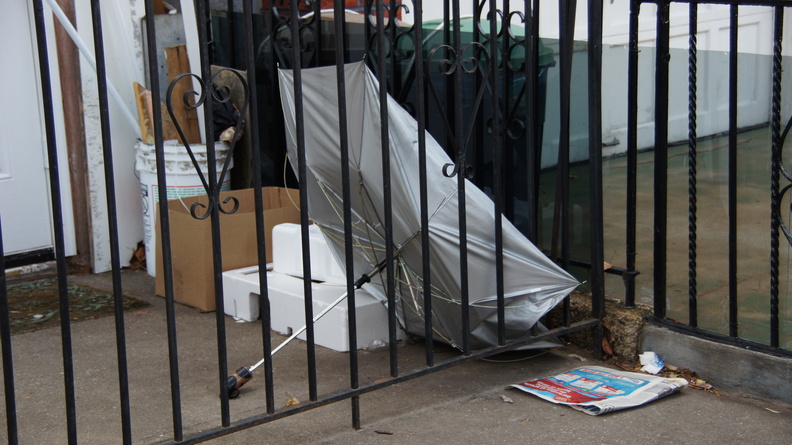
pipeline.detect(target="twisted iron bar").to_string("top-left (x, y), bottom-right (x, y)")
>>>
top-left (687, 1), bottom-right (698, 327)
top-left (165, 68), bottom-right (249, 220)
top-left (770, 6), bottom-right (784, 349)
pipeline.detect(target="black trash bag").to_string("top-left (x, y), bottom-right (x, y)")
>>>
top-left (212, 84), bottom-right (240, 141)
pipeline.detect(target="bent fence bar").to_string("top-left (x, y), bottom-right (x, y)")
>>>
top-left (2, 0), bottom-right (790, 444)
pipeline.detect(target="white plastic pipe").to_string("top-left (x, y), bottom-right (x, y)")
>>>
top-left (44, 0), bottom-right (141, 138)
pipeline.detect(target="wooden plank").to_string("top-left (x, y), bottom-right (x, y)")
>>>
top-left (153, 0), bottom-right (166, 15)
top-left (159, 101), bottom-right (181, 143)
top-left (133, 81), bottom-right (181, 144)
top-left (133, 81), bottom-right (153, 143)
top-left (164, 45), bottom-right (201, 144)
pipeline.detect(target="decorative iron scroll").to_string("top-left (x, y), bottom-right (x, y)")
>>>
top-left (361, 0), bottom-right (536, 182)
top-left (269, 0), bottom-right (320, 68)
top-left (774, 115), bottom-right (792, 244)
top-left (165, 68), bottom-right (249, 220)
top-left (426, 40), bottom-right (489, 179)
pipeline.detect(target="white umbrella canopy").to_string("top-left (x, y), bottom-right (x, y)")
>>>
top-left (278, 61), bottom-right (578, 350)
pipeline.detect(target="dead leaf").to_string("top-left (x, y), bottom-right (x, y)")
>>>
top-left (519, 418), bottom-right (530, 422)
top-left (614, 361), bottom-right (639, 372)
top-left (128, 241), bottom-right (146, 271)
top-left (285, 397), bottom-right (300, 406)
top-left (601, 336), bottom-right (613, 356)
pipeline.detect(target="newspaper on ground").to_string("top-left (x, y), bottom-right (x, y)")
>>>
top-left (510, 366), bottom-right (687, 415)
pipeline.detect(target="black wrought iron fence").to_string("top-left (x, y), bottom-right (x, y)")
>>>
top-left (621, 0), bottom-right (791, 357)
top-left (6, 0), bottom-right (792, 439)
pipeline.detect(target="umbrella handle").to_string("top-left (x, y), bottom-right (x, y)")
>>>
top-left (226, 366), bottom-right (252, 399)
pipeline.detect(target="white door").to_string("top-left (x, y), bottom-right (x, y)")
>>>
top-left (0, 2), bottom-right (74, 258)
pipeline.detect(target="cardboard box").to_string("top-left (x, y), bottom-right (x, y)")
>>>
top-left (155, 187), bottom-right (300, 311)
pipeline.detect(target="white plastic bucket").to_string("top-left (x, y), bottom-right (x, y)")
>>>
top-left (135, 140), bottom-right (233, 276)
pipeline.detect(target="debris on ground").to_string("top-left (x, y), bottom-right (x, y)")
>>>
top-left (639, 351), bottom-right (664, 374)
top-left (128, 241), bottom-right (147, 271)
top-left (544, 292), bottom-right (653, 361)
top-left (613, 360), bottom-right (719, 395)
top-left (510, 366), bottom-right (687, 415)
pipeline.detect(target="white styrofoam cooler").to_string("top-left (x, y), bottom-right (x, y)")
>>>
top-left (222, 266), bottom-right (397, 352)
top-left (222, 222), bottom-right (399, 352)
top-left (272, 223), bottom-right (345, 284)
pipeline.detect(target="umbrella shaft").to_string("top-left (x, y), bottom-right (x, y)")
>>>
top-left (249, 290), bottom-right (350, 372)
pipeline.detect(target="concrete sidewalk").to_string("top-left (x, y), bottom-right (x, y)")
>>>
top-left (3, 269), bottom-right (789, 444)
top-left (208, 348), bottom-right (792, 445)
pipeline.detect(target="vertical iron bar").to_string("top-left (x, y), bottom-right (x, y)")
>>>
top-left (770, 6), bottom-right (783, 349)
top-left (625, 0), bottom-right (639, 307)
top-left (197, 0), bottom-right (232, 423)
top-left (375, 0), bottom-right (399, 377)
top-left (89, 1), bottom-right (132, 441)
top-left (243, 0), bottom-right (276, 414)
top-left (364, 0), bottom-right (372, 65)
top-left (204, 0), bottom-right (214, 63)
top-left (525, 0), bottom-right (540, 243)
top-left (143, 0), bottom-right (183, 439)
top-left (489, 0), bottom-right (505, 345)
top-left (31, 1), bottom-right (78, 442)
top-left (0, 219), bottom-right (19, 443)
top-left (313, 0), bottom-right (321, 67)
top-left (227, 0), bottom-right (236, 67)
top-left (500, 1), bottom-right (513, 219)
top-left (388, 1), bottom-right (397, 98)
top-left (472, 0), bottom-right (485, 199)
top-left (412, 0), bottom-right (433, 368)
top-left (687, 0), bottom-right (698, 327)
top-left (588, 0), bottom-right (606, 359)
top-left (289, 0), bottom-right (319, 400)
top-left (451, 0), bottom-right (471, 355)
top-left (333, 0), bottom-right (361, 429)
top-left (653, 0), bottom-right (670, 320)
top-left (727, 1), bottom-right (738, 338)
top-left (444, 0), bottom-right (454, 157)
top-left (557, 0), bottom-right (576, 326)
